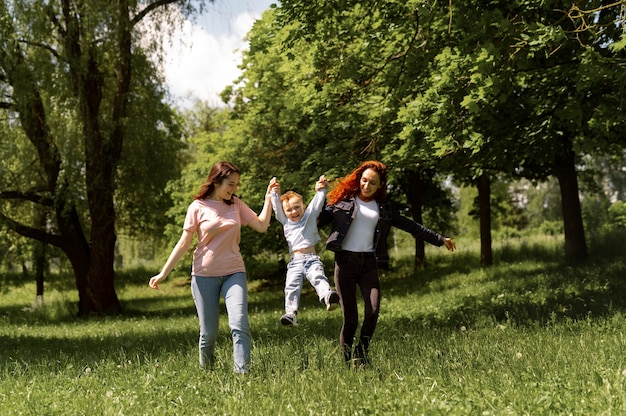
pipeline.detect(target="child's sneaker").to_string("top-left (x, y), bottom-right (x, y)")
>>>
top-left (280, 312), bottom-right (298, 326)
top-left (325, 291), bottom-right (340, 311)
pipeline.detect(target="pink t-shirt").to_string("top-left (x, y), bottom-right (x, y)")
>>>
top-left (183, 197), bottom-right (257, 277)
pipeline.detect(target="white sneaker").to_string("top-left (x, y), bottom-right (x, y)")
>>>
top-left (280, 312), bottom-right (298, 326)
top-left (325, 291), bottom-right (340, 311)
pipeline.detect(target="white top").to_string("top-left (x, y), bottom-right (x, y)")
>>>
top-left (341, 197), bottom-right (379, 252)
top-left (271, 189), bottom-right (327, 253)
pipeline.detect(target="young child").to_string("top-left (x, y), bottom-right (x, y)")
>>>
top-left (271, 175), bottom-right (340, 326)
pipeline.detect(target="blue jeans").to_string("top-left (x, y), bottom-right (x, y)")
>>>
top-left (285, 253), bottom-right (332, 314)
top-left (191, 273), bottom-right (251, 373)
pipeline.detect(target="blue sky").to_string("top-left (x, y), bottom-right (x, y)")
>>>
top-left (163, 0), bottom-right (277, 108)
top-left (197, 0), bottom-right (276, 35)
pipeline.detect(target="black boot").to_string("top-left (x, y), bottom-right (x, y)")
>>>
top-left (354, 343), bottom-right (370, 368)
top-left (343, 345), bottom-right (352, 366)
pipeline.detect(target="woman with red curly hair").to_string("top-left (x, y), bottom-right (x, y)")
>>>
top-left (319, 160), bottom-right (456, 368)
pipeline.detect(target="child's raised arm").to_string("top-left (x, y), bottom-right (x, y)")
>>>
top-left (270, 178), bottom-right (288, 225)
top-left (315, 175), bottom-right (329, 192)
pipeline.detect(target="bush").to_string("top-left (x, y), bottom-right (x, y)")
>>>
top-left (538, 220), bottom-right (563, 236)
top-left (608, 201), bottom-right (626, 229)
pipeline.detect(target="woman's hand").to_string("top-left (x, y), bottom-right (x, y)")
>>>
top-left (315, 175), bottom-right (329, 192)
top-left (443, 238), bottom-right (456, 251)
top-left (266, 177), bottom-right (279, 196)
top-left (149, 273), bottom-right (166, 289)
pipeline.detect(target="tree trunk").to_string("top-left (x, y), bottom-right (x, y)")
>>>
top-left (405, 170), bottom-right (426, 269)
top-left (477, 173), bottom-right (493, 266)
top-left (66, 1), bottom-right (130, 315)
top-left (83, 181), bottom-right (121, 315)
top-left (553, 137), bottom-right (588, 263)
top-left (35, 210), bottom-right (47, 299)
top-left (56, 204), bottom-right (97, 314)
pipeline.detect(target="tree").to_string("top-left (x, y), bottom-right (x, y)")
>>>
top-left (222, 2), bottom-right (459, 268)
top-left (393, 0), bottom-right (626, 264)
top-left (0, 0), bottom-right (206, 315)
top-left (223, 0), bottom-right (625, 267)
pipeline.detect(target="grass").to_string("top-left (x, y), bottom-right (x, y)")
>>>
top-left (2, 232), bottom-right (626, 415)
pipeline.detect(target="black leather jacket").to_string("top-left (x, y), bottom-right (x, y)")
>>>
top-left (318, 198), bottom-right (445, 265)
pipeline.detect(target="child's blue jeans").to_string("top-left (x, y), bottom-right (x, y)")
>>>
top-left (285, 253), bottom-right (332, 314)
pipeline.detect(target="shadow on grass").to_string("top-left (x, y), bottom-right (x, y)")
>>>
top-left (0, 294), bottom-right (340, 371)
top-left (4, 230), bottom-right (626, 369)
top-left (0, 325), bottom-right (197, 370)
top-left (381, 238), bottom-right (626, 330)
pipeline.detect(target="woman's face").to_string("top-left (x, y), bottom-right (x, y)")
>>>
top-left (358, 168), bottom-right (382, 201)
top-left (213, 172), bottom-right (240, 201)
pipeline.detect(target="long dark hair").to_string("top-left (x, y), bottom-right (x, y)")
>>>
top-left (327, 160), bottom-right (387, 205)
top-left (193, 161), bottom-right (240, 205)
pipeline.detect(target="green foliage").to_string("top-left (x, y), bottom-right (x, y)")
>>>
top-left (610, 33), bottom-right (626, 52)
top-left (608, 201), bottom-right (626, 229)
top-left (538, 220), bottom-right (564, 236)
top-left (114, 55), bottom-right (186, 239)
top-left (215, 0), bottom-right (625, 268)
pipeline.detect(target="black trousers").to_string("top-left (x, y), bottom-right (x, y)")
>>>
top-left (333, 251), bottom-right (380, 362)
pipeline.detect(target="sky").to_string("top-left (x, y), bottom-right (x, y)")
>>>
top-left (162, 0), bottom-right (277, 108)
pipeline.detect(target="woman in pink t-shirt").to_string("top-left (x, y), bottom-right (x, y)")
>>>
top-left (149, 161), bottom-right (277, 374)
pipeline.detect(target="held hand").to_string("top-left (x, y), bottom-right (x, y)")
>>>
top-left (315, 175), bottom-right (329, 191)
top-left (267, 177), bottom-right (279, 196)
top-left (443, 238), bottom-right (456, 252)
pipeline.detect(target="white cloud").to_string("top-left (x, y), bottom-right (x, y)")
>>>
top-left (162, 11), bottom-right (260, 108)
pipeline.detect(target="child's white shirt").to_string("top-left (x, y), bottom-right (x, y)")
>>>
top-left (271, 189), bottom-right (327, 254)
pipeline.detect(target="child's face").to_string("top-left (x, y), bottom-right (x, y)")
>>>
top-left (282, 196), bottom-right (305, 222)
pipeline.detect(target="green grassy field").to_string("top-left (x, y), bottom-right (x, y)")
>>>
top-left (2, 233), bottom-right (626, 415)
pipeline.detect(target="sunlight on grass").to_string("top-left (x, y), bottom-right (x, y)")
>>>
top-left (2, 233), bottom-right (626, 414)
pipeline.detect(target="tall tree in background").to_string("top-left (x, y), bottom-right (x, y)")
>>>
top-left (396, 0), bottom-right (626, 263)
top-left (0, 0), bottom-right (205, 315)
top-left (223, 2), bottom-right (459, 268)
top-left (224, 0), bottom-right (625, 266)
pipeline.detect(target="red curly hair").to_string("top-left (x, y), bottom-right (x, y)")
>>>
top-left (327, 160), bottom-right (387, 205)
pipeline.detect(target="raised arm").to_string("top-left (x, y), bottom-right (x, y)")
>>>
top-left (308, 175), bottom-right (329, 215)
top-left (248, 177), bottom-right (278, 233)
top-left (270, 181), bottom-right (288, 225)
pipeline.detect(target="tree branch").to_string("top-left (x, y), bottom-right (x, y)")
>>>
top-left (20, 39), bottom-right (62, 61)
top-left (0, 190), bottom-right (54, 206)
top-left (131, 0), bottom-right (182, 27)
top-left (0, 212), bottom-right (64, 247)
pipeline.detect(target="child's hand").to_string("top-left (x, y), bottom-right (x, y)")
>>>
top-left (315, 175), bottom-right (329, 191)
top-left (267, 177), bottom-right (280, 196)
